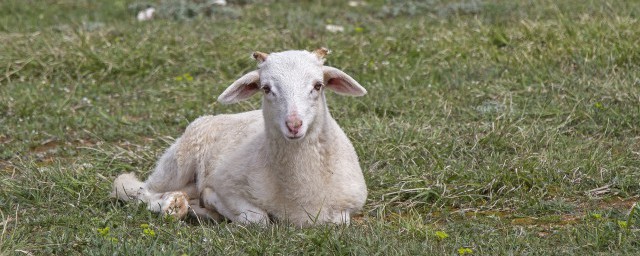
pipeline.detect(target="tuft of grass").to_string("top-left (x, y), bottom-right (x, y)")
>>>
top-left (2, 0), bottom-right (640, 254)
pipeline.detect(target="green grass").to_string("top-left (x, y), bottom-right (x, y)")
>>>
top-left (2, 0), bottom-right (640, 254)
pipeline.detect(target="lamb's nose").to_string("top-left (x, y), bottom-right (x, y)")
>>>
top-left (286, 119), bottom-right (302, 134)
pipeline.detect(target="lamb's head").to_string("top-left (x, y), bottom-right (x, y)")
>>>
top-left (218, 48), bottom-right (367, 141)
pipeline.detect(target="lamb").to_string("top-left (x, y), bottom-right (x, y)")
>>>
top-left (111, 48), bottom-right (368, 226)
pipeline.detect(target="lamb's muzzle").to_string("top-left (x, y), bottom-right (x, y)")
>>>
top-left (285, 116), bottom-right (302, 135)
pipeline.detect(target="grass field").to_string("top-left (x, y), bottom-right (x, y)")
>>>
top-left (2, 0), bottom-right (640, 254)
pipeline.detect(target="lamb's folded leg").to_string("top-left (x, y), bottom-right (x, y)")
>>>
top-left (200, 187), bottom-right (268, 225)
top-left (111, 173), bottom-right (190, 219)
top-left (187, 198), bottom-right (224, 222)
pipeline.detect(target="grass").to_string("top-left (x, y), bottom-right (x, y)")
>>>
top-left (2, 0), bottom-right (640, 254)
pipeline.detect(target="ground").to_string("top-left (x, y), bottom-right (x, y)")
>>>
top-left (1, 0), bottom-right (640, 254)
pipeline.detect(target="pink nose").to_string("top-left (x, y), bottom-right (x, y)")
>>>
top-left (286, 118), bottom-right (303, 134)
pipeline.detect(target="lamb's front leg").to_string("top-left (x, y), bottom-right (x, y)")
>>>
top-left (200, 187), bottom-right (269, 225)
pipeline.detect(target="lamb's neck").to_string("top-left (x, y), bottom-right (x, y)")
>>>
top-left (265, 113), bottom-right (335, 179)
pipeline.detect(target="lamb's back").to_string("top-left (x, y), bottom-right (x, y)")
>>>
top-left (174, 110), bottom-right (264, 176)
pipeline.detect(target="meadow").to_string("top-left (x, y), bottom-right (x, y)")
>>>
top-left (1, 0), bottom-right (640, 254)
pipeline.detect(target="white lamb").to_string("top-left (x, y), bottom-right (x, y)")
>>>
top-left (111, 48), bottom-right (368, 226)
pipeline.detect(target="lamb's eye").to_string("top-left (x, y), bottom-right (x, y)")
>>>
top-left (313, 82), bottom-right (323, 91)
top-left (262, 86), bottom-right (271, 94)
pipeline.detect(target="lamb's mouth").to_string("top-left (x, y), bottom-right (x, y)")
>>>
top-left (285, 134), bottom-right (303, 140)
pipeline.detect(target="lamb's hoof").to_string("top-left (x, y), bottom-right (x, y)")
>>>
top-left (161, 191), bottom-right (189, 219)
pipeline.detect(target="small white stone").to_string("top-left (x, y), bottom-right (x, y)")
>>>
top-left (137, 7), bottom-right (156, 21)
top-left (348, 1), bottom-right (366, 7)
top-left (325, 24), bottom-right (345, 33)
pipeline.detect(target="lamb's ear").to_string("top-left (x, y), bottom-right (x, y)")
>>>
top-left (323, 66), bottom-right (367, 96)
top-left (217, 70), bottom-right (261, 104)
